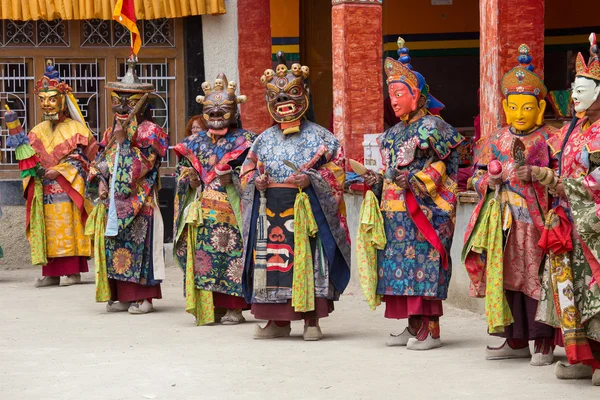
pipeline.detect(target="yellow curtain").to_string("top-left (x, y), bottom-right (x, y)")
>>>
top-left (1, 0), bottom-right (226, 20)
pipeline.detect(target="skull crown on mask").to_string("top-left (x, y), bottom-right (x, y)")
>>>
top-left (261, 63), bottom-right (310, 124)
top-left (195, 74), bottom-right (247, 134)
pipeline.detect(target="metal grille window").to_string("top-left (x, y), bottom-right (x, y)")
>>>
top-left (0, 18), bottom-right (182, 175)
top-left (51, 59), bottom-right (107, 141)
top-left (0, 59), bottom-right (35, 166)
top-left (0, 20), bottom-right (70, 47)
top-left (81, 19), bottom-right (128, 47)
top-left (81, 19), bottom-right (174, 48)
top-left (143, 19), bottom-right (174, 47)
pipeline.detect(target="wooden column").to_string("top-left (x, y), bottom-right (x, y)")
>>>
top-left (332, 0), bottom-right (383, 161)
top-left (480, 0), bottom-right (545, 140)
top-left (237, 0), bottom-right (273, 134)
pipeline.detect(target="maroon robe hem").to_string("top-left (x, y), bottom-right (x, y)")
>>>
top-left (251, 298), bottom-right (334, 321)
top-left (213, 292), bottom-right (249, 310)
top-left (42, 256), bottom-right (88, 277)
top-left (383, 295), bottom-right (443, 319)
top-left (491, 290), bottom-right (554, 340)
top-left (109, 279), bottom-right (162, 302)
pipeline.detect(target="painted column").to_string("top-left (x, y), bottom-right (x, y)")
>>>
top-left (332, 0), bottom-right (384, 161)
top-left (237, 0), bottom-right (273, 133)
top-left (480, 0), bottom-right (544, 141)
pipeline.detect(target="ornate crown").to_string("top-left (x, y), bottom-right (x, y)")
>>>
top-left (260, 63), bottom-right (310, 86)
top-left (384, 37), bottom-right (444, 111)
top-left (501, 44), bottom-right (547, 100)
top-left (575, 32), bottom-right (600, 81)
top-left (384, 37), bottom-right (419, 91)
top-left (34, 60), bottom-right (72, 95)
top-left (195, 73), bottom-right (247, 104)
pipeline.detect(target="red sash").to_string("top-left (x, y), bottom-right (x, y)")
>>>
top-left (405, 188), bottom-right (448, 270)
top-left (537, 206), bottom-right (573, 255)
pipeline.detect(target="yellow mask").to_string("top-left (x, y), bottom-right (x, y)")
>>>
top-left (502, 94), bottom-right (545, 133)
top-left (38, 90), bottom-right (65, 121)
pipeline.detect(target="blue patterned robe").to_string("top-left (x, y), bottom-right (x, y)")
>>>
top-left (240, 120), bottom-right (352, 304)
top-left (375, 115), bottom-right (464, 300)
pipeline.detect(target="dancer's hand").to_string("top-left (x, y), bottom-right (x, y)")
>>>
top-left (218, 173), bottom-right (233, 186)
top-left (395, 170), bottom-right (408, 189)
top-left (44, 169), bottom-right (60, 180)
top-left (363, 170), bottom-right (381, 186)
top-left (255, 174), bottom-right (269, 191)
top-left (549, 182), bottom-right (565, 198)
top-left (292, 173), bottom-right (310, 189)
top-left (98, 181), bottom-right (108, 200)
top-left (488, 175), bottom-right (502, 189)
top-left (516, 165), bottom-right (532, 182)
top-left (188, 168), bottom-right (201, 189)
top-left (113, 123), bottom-right (126, 143)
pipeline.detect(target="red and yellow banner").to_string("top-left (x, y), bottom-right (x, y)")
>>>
top-left (113, 0), bottom-right (142, 56)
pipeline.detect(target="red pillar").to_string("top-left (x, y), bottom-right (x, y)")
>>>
top-left (480, 0), bottom-right (544, 141)
top-left (332, 0), bottom-right (384, 161)
top-left (237, 0), bottom-right (272, 134)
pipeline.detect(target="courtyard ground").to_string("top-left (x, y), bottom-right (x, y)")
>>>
top-left (0, 266), bottom-right (598, 399)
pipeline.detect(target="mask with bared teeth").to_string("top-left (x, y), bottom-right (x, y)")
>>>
top-left (261, 63), bottom-right (310, 135)
top-left (195, 73), bottom-right (247, 136)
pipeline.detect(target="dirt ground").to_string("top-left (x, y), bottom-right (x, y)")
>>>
top-left (0, 266), bottom-right (598, 400)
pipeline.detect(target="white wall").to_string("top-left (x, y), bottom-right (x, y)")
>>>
top-left (201, 0), bottom-right (239, 86)
top-left (449, 201), bottom-right (485, 314)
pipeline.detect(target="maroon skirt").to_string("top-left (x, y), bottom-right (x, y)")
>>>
top-left (587, 340), bottom-right (600, 370)
top-left (109, 279), bottom-right (162, 303)
top-left (251, 298), bottom-right (334, 321)
top-left (383, 295), bottom-right (443, 319)
top-left (492, 290), bottom-right (554, 340)
top-left (213, 292), bottom-right (249, 310)
top-left (42, 256), bottom-right (88, 277)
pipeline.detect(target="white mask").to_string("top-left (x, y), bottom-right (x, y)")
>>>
top-left (572, 76), bottom-right (600, 113)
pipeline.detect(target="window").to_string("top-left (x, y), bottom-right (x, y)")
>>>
top-left (81, 19), bottom-right (174, 48)
top-left (0, 20), bottom-right (69, 47)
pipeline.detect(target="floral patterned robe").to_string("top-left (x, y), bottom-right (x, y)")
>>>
top-left (173, 128), bottom-right (256, 297)
top-left (464, 125), bottom-right (557, 299)
top-left (536, 117), bottom-right (600, 366)
top-left (373, 114), bottom-right (464, 300)
top-left (88, 119), bottom-right (168, 286)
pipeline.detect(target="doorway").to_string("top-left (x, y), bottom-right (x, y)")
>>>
top-left (300, 0), bottom-right (333, 131)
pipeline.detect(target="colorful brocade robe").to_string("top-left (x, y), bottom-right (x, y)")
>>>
top-left (88, 119), bottom-right (168, 286)
top-left (464, 125), bottom-right (557, 300)
top-left (173, 128), bottom-right (256, 298)
top-left (374, 114), bottom-right (464, 300)
top-left (240, 120), bottom-right (351, 305)
top-left (536, 117), bottom-right (600, 365)
top-left (25, 118), bottom-right (98, 262)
